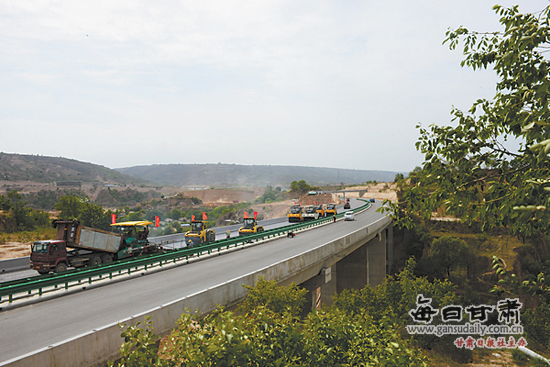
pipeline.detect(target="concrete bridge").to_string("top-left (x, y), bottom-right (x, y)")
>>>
top-left (1, 200), bottom-right (392, 367)
top-left (334, 188), bottom-right (368, 198)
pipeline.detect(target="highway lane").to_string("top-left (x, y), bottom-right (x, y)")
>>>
top-left (0, 203), bottom-right (347, 281)
top-left (0, 217), bottom-right (290, 282)
top-left (0, 199), bottom-right (377, 363)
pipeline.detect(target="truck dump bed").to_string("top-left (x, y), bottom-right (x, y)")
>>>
top-left (77, 227), bottom-right (123, 253)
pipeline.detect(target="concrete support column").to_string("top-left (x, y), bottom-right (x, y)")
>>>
top-left (386, 225), bottom-right (394, 274)
top-left (336, 245), bottom-right (367, 293)
top-left (336, 231), bottom-right (388, 294)
top-left (367, 230), bottom-right (386, 286)
top-left (300, 266), bottom-right (337, 314)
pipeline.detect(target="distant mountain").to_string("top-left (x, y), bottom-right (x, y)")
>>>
top-left (0, 153), bottom-right (149, 185)
top-left (0, 153), bottom-right (401, 188)
top-left (115, 163), bottom-right (401, 188)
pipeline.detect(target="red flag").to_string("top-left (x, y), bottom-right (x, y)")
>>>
top-left (315, 201), bottom-right (317, 205)
top-left (309, 201), bottom-right (311, 205)
top-left (192, 214), bottom-right (195, 221)
top-left (202, 212), bottom-right (207, 220)
top-left (244, 212), bottom-right (248, 219)
top-left (254, 211), bottom-right (258, 219)
top-left (111, 213), bottom-right (116, 224)
top-left (155, 216), bottom-right (160, 227)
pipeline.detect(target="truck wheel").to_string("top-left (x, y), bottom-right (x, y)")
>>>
top-left (54, 263), bottom-right (68, 273)
top-left (38, 270), bottom-right (50, 275)
top-left (88, 255), bottom-right (102, 267)
top-left (101, 254), bottom-right (113, 264)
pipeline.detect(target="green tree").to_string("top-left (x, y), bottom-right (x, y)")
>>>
top-left (380, 6), bottom-right (550, 348)
top-left (383, 4), bottom-right (550, 238)
top-left (112, 272), bottom-right (428, 367)
top-left (428, 236), bottom-right (471, 278)
top-left (254, 186), bottom-right (286, 204)
top-left (0, 191), bottom-right (49, 232)
top-left (54, 195), bottom-right (111, 229)
top-left (145, 209), bottom-right (163, 222)
top-left (54, 195), bottom-right (85, 219)
top-left (394, 173), bottom-right (405, 183)
top-left (290, 180), bottom-right (311, 194)
top-left (80, 202), bottom-right (110, 230)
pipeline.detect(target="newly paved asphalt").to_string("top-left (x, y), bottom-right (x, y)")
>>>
top-left (0, 199), bottom-right (386, 363)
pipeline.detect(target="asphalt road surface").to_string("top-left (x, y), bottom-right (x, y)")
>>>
top-left (0, 199), bottom-right (382, 363)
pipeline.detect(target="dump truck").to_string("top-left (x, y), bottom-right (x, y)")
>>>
top-left (302, 205), bottom-right (320, 221)
top-left (238, 212), bottom-right (264, 235)
top-left (325, 203), bottom-right (337, 217)
top-left (184, 214), bottom-right (216, 247)
top-left (30, 219), bottom-right (160, 274)
top-left (287, 205), bottom-right (304, 223)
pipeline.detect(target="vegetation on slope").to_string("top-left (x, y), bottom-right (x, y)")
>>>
top-left (0, 152), bottom-right (150, 185)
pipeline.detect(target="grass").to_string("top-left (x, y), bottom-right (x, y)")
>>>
top-left (430, 229), bottom-right (528, 273)
top-left (0, 226), bottom-right (56, 244)
top-left (419, 224), bottom-right (535, 366)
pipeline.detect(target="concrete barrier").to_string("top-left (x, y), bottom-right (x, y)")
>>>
top-left (0, 257), bottom-right (30, 273)
top-left (1, 216), bottom-right (392, 367)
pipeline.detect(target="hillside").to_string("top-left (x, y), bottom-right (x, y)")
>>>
top-left (115, 163), bottom-right (400, 188)
top-left (0, 152), bottom-right (150, 185)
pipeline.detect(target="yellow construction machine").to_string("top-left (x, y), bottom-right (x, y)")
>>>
top-left (184, 213), bottom-right (216, 247)
top-left (238, 212), bottom-right (264, 235)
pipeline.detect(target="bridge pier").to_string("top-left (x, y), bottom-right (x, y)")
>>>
top-left (300, 266), bottom-right (337, 314)
top-left (300, 225), bottom-right (393, 312)
top-left (336, 228), bottom-right (387, 292)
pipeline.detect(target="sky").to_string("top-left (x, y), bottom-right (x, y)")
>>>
top-left (1, 1), bottom-right (548, 173)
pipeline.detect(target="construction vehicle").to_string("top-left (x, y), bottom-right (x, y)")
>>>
top-left (325, 203), bottom-right (337, 217)
top-left (184, 212), bottom-right (216, 247)
top-left (238, 211), bottom-right (264, 235)
top-left (315, 204), bottom-right (325, 218)
top-left (30, 219), bottom-right (160, 274)
top-left (302, 205), bottom-right (320, 221)
top-left (344, 199), bottom-right (351, 209)
top-left (287, 205), bottom-right (304, 223)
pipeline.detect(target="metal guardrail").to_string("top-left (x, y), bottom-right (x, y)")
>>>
top-left (0, 201), bottom-right (370, 304)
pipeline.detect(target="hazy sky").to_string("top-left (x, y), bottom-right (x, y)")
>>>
top-left (1, 1), bottom-right (547, 173)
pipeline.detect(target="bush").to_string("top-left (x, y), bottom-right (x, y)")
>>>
top-left (429, 236), bottom-right (471, 278)
top-left (112, 271), bottom-right (429, 366)
top-left (239, 276), bottom-right (307, 317)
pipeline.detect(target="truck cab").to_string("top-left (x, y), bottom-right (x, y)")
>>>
top-left (30, 240), bottom-right (69, 274)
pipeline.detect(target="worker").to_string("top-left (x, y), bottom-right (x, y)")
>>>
top-left (287, 231), bottom-right (295, 238)
top-left (226, 229), bottom-right (231, 239)
top-left (125, 228), bottom-right (135, 239)
top-left (138, 227), bottom-right (149, 240)
top-left (333, 215), bottom-right (337, 223)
